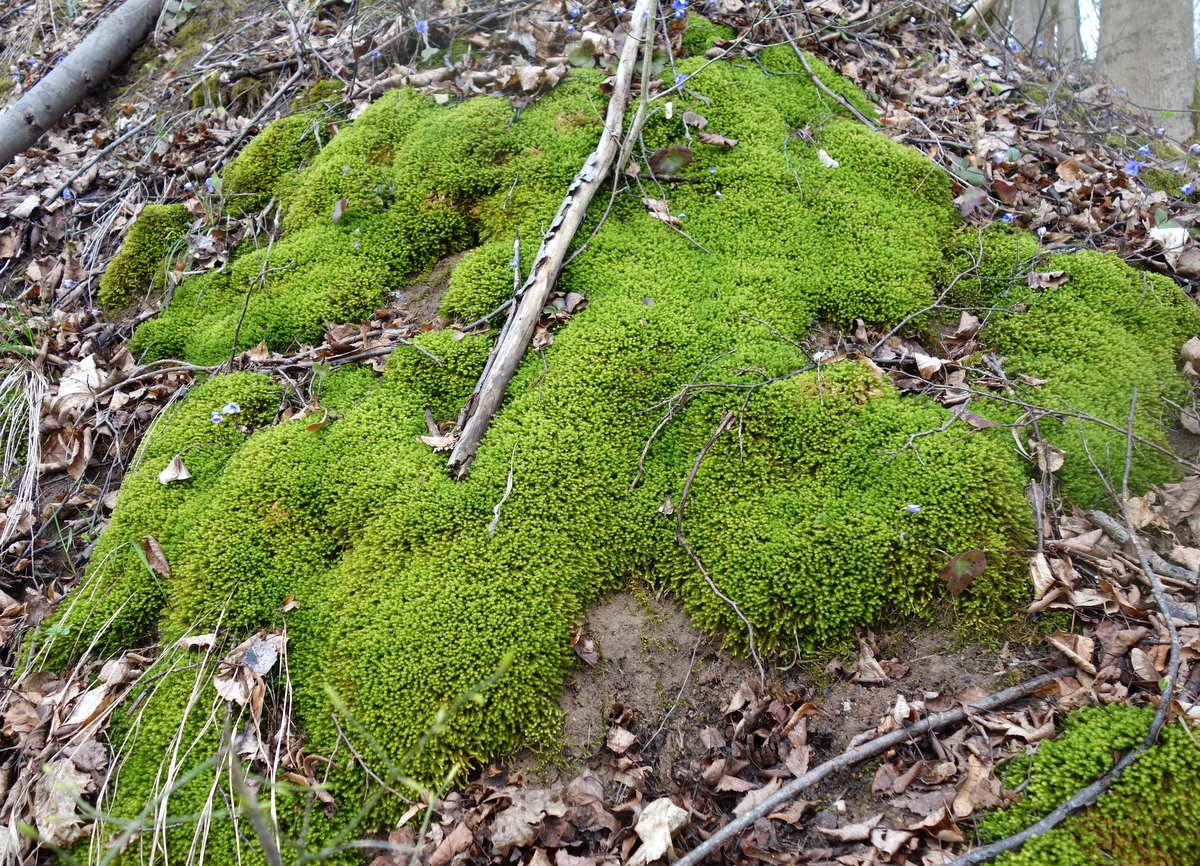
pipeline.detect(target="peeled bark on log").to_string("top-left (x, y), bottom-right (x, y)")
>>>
top-left (0, 0), bottom-right (166, 168)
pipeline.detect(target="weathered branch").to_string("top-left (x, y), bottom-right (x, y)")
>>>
top-left (0, 0), bottom-right (167, 168)
top-left (445, 0), bottom-right (656, 479)
top-left (947, 391), bottom-right (1184, 866)
top-left (673, 666), bottom-right (1071, 866)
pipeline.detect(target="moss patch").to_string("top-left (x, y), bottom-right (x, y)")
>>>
top-left (981, 706), bottom-right (1200, 865)
top-left (97, 204), bottom-right (190, 308)
top-left (36, 37), bottom-right (1200, 864)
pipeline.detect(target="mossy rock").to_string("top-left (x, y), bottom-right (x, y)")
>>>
top-left (981, 705), bottom-right (1200, 864)
top-left (34, 31), bottom-right (1200, 864)
top-left (97, 204), bottom-right (190, 308)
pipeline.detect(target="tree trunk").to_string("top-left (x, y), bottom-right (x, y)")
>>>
top-left (1096, 0), bottom-right (1196, 142)
top-left (0, 0), bottom-right (166, 168)
top-left (996, 0), bottom-right (1082, 58)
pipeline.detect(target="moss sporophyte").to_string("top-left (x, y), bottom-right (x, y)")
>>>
top-left (36, 20), bottom-right (1200, 864)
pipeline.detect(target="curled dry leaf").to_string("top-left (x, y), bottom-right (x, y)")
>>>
top-left (33, 758), bottom-right (92, 848)
top-left (139, 536), bottom-right (171, 577)
top-left (815, 812), bottom-right (882, 842)
top-left (177, 632), bottom-right (217, 651)
top-left (1026, 270), bottom-right (1068, 289)
top-left (1029, 552), bottom-right (1055, 600)
top-left (628, 797), bottom-right (689, 866)
top-left (157, 454), bottom-right (192, 484)
top-left (697, 131), bottom-right (738, 148)
top-left (939, 550), bottom-right (987, 595)
top-left (605, 725), bottom-right (637, 754)
top-left (417, 433), bottom-right (457, 451)
top-left (1048, 631), bottom-right (1097, 675)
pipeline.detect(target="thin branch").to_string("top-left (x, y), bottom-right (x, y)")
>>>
top-left (445, 0), bottom-right (657, 479)
top-left (946, 390), bottom-right (1183, 866)
top-left (674, 411), bottom-right (764, 680)
top-left (674, 667), bottom-right (1072, 866)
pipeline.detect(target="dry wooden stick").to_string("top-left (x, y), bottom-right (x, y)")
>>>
top-left (947, 391), bottom-right (1183, 866)
top-left (445, 0), bottom-right (656, 479)
top-left (672, 666), bottom-right (1071, 866)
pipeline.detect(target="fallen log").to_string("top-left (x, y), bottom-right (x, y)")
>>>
top-left (0, 0), bottom-right (166, 168)
top-left (445, 0), bottom-right (655, 479)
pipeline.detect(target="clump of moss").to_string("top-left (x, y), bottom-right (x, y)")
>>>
top-left (980, 706), bottom-right (1200, 865)
top-left (97, 204), bottom-right (190, 308)
top-left (951, 228), bottom-right (1200, 505)
top-left (221, 112), bottom-right (325, 215)
top-left (441, 240), bottom-right (517, 321)
top-left (30, 44), bottom-right (1200, 866)
top-left (682, 13), bottom-right (735, 55)
top-left (292, 78), bottom-right (345, 111)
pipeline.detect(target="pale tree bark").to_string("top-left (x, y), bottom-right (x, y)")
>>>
top-left (0, 0), bottom-right (166, 168)
top-left (996, 0), bottom-right (1082, 59)
top-left (1096, 0), bottom-right (1196, 142)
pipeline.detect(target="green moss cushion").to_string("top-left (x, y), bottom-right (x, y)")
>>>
top-left (31, 31), bottom-right (1200, 864)
top-left (98, 204), bottom-right (190, 308)
top-left (982, 706), bottom-right (1200, 865)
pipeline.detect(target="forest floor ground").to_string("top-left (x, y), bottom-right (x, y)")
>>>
top-left (1, 1), bottom-right (1199, 864)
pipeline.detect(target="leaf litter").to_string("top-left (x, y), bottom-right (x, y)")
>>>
top-left (0, 0), bottom-right (1199, 862)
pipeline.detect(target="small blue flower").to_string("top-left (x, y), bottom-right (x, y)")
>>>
top-left (184, 181), bottom-right (194, 191)
top-left (993, 152), bottom-right (1004, 164)
top-left (674, 72), bottom-right (688, 88)
top-left (569, 5), bottom-right (581, 17)
top-left (1124, 158), bottom-right (1144, 176)
top-left (566, 24), bottom-right (575, 34)
top-left (1190, 143), bottom-right (1200, 155)
top-left (708, 166), bottom-right (716, 174)
top-left (909, 16), bottom-right (916, 24)
top-left (1037, 226), bottom-right (1047, 236)
top-left (671, 0), bottom-right (687, 18)
top-left (1156, 127), bottom-right (1166, 137)
top-left (714, 190), bottom-right (723, 199)
top-left (371, 49), bottom-right (381, 59)
top-left (222, 402), bottom-right (241, 415)
top-left (676, 212), bottom-right (686, 219)
top-left (354, 227), bottom-right (361, 234)
top-left (205, 177), bottom-right (215, 193)
top-left (904, 504), bottom-right (922, 514)
top-left (1001, 213), bottom-right (1015, 223)
top-left (938, 51), bottom-right (948, 61)
top-left (614, 4), bottom-right (625, 15)
top-left (61, 189), bottom-right (73, 200)
top-left (1183, 182), bottom-right (1195, 196)
top-left (1035, 39), bottom-right (1044, 48)
top-left (353, 240), bottom-right (360, 249)
top-left (415, 19), bottom-right (428, 34)
top-left (1113, 86), bottom-right (1127, 95)
top-left (1136, 144), bottom-right (1151, 156)
top-left (944, 95), bottom-right (957, 106)
top-left (210, 411), bottom-right (225, 424)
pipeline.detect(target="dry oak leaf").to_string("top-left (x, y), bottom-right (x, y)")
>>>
top-left (628, 797), bottom-right (689, 866)
top-left (1048, 631), bottom-right (1097, 675)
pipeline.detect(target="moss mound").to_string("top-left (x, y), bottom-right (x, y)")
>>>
top-left (221, 111), bottom-right (327, 216)
top-left (29, 33), bottom-right (1200, 864)
top-left (981, 706), bottom-right (1200, 865)
top-left (97, 204), bottom-right (190, 308)
top-left (953, 229), bottom-right (1199, 505)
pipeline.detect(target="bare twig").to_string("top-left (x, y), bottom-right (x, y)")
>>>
top-left (674, 411), bottom-right (764, 680)
top-left (946, 391), bottom-right (1183, 866)
top-left (674, 666), bottom-right (1072, 866)
top-left (445, 0), bottom-right (656, 479)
